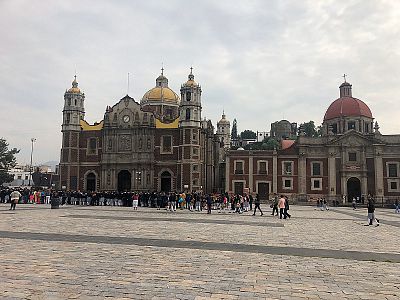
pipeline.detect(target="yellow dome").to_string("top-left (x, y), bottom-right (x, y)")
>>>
top-left (185, 79), bottom-right (197, 86)
top-left (67, 76), bottom-right (81, 93)
top-left (67, 87), bottom-right (81, 93)
top-left (142, 87), bottom-right (179, 103)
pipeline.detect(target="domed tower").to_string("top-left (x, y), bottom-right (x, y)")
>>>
top-left (62, 75), bottom-right (85, 132)
top-left (216, 111), bottom-right (230, 148)
top-left (60, 75), bottom-right (85, 191)
top-left (141, 68), bottom-right (180, 122)
top-left (179, 67), bottom-right (202, 127)
top-left (323, 79), bottom-right (374, 136)
top-left (178, 68), bottom-right (203, 191)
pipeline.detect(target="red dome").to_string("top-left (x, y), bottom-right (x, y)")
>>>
top-left (324, 97), bottom-right (373, 121)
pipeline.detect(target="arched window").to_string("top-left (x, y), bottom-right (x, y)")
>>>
top-left (186, 91), bottom-right (191, 101)
top-left (186, 108), bottom-right (191, 120)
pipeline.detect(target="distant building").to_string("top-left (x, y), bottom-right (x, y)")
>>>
top-left (226, 80), bottom-right (400, 204)
top-left (270, 120), bottom-right (297, 140)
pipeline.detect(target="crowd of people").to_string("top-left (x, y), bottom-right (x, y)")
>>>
top-left (1, 187), bottom-right (399, 222)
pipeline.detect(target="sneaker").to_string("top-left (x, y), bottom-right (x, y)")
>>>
top-left (376, 219), bottom-right (380, 224)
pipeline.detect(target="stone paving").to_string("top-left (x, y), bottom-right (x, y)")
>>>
top-left (0, 204), bottom-right (399, 299)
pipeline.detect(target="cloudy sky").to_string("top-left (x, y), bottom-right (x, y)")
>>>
top-left (1, 0), bottom-right (400, 165)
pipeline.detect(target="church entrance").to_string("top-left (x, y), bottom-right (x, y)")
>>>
top-left (118, 170), bottom-right (131, 192)
top-left (86, 172), bottom-right (96, 192)
top-left (160, 171), bottom-right (172, 192)
top-left (347, 177), bottom-right (361, 202)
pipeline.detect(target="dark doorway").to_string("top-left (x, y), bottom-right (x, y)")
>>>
top-left (118, 170), bottom-right (131, 192)
top-left (234, 182), bottom-right (244, 195)
top-left (347, 177), bottom-right (361, 202)
top-left (86, 173), bottom-right (96, 191)
top-left (258, 182), bottom-right (269, 200)
top-left (161, 171), bottom-right (172, 192)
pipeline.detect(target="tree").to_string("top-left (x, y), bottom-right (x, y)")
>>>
top-left (298, 121), bottom-right (322, 137)
top-left (231, 118), bottom-right (238, 139)
top-left (0, 138), bottom-right (19, 185)
top-left (240, 130), bottom-right (257, 140)
top-left (265, 138), bottom-right (279, 150)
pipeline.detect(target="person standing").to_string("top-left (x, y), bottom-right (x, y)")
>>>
top-left (367, 197), bottom-right (379, 226)
top-left (9, 189), bottom-right (21, 211)
top-left (278, 195), bottom-right (286, 219)
top-left (206, 194), bottom-right (212, 214)
top-left (132, 193), bottom-right (139, 210)
top-left (252, 194), bottom-right (263, 216)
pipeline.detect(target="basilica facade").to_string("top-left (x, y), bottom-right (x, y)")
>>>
top-left (59, 69), bottom-right (231, 193)
top-left (226, 81), bottom-right (400, 203)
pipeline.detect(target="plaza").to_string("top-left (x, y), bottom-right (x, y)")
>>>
top-left (0, 204), bottom-right (399, 299)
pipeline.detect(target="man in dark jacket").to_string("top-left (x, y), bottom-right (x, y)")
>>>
top-left (252, 194), bottom-right (263, 216)
top-left (367, 198), bottom-right (379, 226)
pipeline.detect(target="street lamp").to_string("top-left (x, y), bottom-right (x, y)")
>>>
top-left (28, 138), bottom-right (36, 187)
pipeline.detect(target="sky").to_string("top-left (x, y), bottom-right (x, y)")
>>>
top-left (1, 0), bottom-right (400, 166)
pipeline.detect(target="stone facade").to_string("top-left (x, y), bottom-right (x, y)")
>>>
top-left (59, 70), bottom-right (225, 193)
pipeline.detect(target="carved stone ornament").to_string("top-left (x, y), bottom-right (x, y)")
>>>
top-left (119, 135), bottom-right (131, 151)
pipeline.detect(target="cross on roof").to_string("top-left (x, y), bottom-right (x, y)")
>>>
top-left (343, 74), bottom-right (347, 82)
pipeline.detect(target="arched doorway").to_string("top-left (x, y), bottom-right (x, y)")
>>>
top-left (160, 171), bottom-right (172, 192)
top-left (86, 172), bottom-right (96, 191)
top-left (118, 170), bottom-right (131, 192)
top-left (347, 177), bottom-right (361, 202)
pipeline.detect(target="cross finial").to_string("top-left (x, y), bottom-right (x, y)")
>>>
top-left (190, 66), bottom-right (193, 75)
top-left (74, 74), bottom-right (77, 81)
top-left (343, 74), bottom-right (347, 82)
top-left (161, 62), bottom-right (164, 76)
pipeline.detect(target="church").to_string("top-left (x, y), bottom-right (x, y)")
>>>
top-left (59, 69), bottom-right (231, 193)
top-left (226, 80), bottom-right (400, 204)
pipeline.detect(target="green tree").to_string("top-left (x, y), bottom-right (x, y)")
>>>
top-left (231, 118), bottom-right (238, 139)
top-left (0, 138), bottom-right (19, 185)
top-left (240, 130), bottom-right (257, 140)
top-left (265, 138), bottom-right (279, 150)
top-left (299, 121), bottom-right (322, 137)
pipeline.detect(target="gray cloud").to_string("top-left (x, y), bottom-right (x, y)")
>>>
top-left (1, 0), bottom-right (399, 164)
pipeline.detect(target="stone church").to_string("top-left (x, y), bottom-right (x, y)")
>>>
top-left (226, 80), bottom-right (400, 203)
top-left (59, 69), bottom-right (231, 193)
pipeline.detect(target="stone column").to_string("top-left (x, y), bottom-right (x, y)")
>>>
top-left (225, 156), bottom-right (230, 192)
top-left (328, 152), bottom-right (336, 196)
top-left (273, 151), bottom-right (278, 194)
top-left (298, 155), bottom-right (306, 194)
top-left (249, 156), bottom-right (253, 193)
top-left (374, 147), bottom-right (384, 197)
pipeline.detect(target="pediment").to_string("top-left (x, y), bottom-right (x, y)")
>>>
top-left (326, 131), bottom-right (382, 147)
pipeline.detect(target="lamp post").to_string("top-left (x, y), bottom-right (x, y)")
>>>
top-left (28, 138), bottom-right (36, 187)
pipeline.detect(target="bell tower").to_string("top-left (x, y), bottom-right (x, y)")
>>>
top-left (179, 67), bottom-right (202, 127)
top-left (178, 68), bottom-right (203, 191)
top-left (60, 76), bottom-right (85, 190)
top-left (62, 75), bottom-right (85, 132)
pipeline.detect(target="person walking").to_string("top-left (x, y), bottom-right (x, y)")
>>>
top-left (252, 194), bottom-right (263, 216)
top-left (278, 195), bottom-right (286, 219)
top-left (352, 197), bottom-right (357, 210)
top-left (283, 196), bottom-right (291, 219)
top-left (395, 199), bottom-right (399, 214)
top-left (367, 197), bottom-right (379, 226)
top-left (271, 194), bottom-right (279, 216)
top-left (9, 189), bottom-right (21, 210)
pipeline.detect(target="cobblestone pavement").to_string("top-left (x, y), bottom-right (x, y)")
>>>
top-left (0, 204), bottom-right (399, 299)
